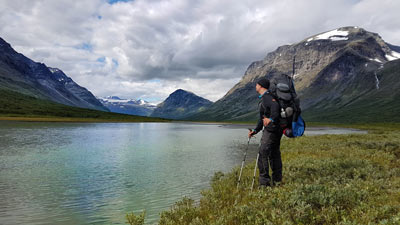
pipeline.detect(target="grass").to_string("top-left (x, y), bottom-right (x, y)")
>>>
top-left (127, 123), bottom-right (400, 224)
top-left (0, 88), bottom-right (170, 122)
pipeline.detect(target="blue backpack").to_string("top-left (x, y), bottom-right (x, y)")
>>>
top-left (288, 115), bottom-right (305, 137)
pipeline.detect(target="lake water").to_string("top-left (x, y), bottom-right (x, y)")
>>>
top-left (0, 121), bottom-right (366, 225)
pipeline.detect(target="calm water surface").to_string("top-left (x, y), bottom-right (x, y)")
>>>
top-left (0, 121), bottom-right (366, 224)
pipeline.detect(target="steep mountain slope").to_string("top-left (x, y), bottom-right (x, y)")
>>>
top-left (302, 59), bottom-right (400, 122)
top-left (0, 37), bottom-right (108, 111)
top-left (150, 89), bottom-right (213, 119)
top-left (97, 96), bottom-right (157, 116)
top-left (188, 26), bottom-right (400, 123)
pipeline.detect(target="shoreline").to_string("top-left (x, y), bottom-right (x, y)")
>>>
top-left (0, 116), bottom-right (397, 131)
top-left (0, 116), bottom-right (170, 123)
top-left (0, 115), bottom-right (255, 124)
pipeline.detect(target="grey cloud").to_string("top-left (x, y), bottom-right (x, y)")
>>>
top-left (0, 0), bottom-right (399, 102)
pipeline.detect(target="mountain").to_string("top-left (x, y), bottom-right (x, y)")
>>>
top-left (0, 37), bottom-right (108, 111)
top-left (0, 88), bottom-right (170, 122)
top-left (188, 26), bottom-right (400, 123)
top-left (97, 96), bottom-right (157, 116)
top-left (150, 89), bottom-right (213, 119)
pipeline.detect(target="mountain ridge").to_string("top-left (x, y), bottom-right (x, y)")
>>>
top-left (0, 37), bottom-right (108, 111)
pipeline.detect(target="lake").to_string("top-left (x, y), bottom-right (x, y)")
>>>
top-left (0, 121), bottom-right (366, 224)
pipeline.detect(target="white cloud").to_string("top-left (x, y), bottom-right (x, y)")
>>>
top-left (0, 0), bottom-right (399, 102)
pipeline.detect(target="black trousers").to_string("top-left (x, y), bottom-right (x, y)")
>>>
top-left (258, 129), bottom-right (283, 186)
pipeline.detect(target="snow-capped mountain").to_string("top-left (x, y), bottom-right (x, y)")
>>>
top-left (97, 96), bottom-right (157, 116)
top-left (188, 26), bottom-right (400, 122)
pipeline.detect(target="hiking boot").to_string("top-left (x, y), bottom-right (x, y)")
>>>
top-left (259, 182), bottom-right (271, 189)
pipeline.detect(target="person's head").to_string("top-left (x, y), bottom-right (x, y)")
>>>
top-left (256, 77), bottom-right (270, 94)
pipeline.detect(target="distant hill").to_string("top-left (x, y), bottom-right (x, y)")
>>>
top-left (0, 88), bottom-right (169, 122)
top-left (187, 26), bottom-right (400, 123)
top-left (150, 89), bottom-right (212, 119)
top-left (97, 96), bottom-right (157, 116)
top-left (0, 37), bottom-right (108, 111)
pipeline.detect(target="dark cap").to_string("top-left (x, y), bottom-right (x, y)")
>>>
top-left (257, 77), bottom-right (270, 89)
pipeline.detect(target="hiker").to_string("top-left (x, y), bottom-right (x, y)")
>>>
top-left (248, 77), bottom-right (283, 187)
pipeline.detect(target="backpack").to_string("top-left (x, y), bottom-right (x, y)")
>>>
top-left (269, 73), bottom-right (305, 137)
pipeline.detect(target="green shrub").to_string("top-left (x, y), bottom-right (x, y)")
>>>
top-left (126, 211), bottom-right (145, 225)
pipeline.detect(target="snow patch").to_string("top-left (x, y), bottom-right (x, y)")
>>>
top-left (105, 96), bottom-right (121, 100)
top-left (374, 72), bottom-right (380, 90)
top-left (99, 96), bottom-right (156, 106)
top-left (392, 51), bottom-right (400, 58)
top-left (369, 58), bottom-right (383, 63)
top-left (385, 51), bottom-right (400, 61)
top-left (307, 29), bottom-right (349, 42)
top-left (315, 29), bottom-right (349, 40)
top-left (138, 99), bottom-right (147, 105)
top-left (49, 68), bottom-right (60, 73)
top-left (329, 36), bottom-right (348, 41)
top-left (103, 99), bottom-right (132, 103)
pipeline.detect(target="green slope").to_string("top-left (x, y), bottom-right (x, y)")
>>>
top-left (0, 88), bottom-right (170, 122)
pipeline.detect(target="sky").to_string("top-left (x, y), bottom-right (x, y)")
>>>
top-left (0, 0), bottom-right (399, 103)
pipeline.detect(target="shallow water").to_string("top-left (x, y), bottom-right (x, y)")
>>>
top-left (0, 121), bottom-right (365, 224)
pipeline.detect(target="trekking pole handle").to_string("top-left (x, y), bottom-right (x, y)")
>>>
top-left (248, 128), bottom-right (255, 140)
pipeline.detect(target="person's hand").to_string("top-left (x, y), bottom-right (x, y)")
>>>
top-left (248, 129), bottom-right (256, 138)
top-left (263, 116), bottom-right (271, 127)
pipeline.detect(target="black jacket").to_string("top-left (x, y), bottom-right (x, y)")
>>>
top-left (254, 91), bottom-right (280, 133)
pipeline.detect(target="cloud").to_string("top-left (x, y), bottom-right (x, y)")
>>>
top-left (0, 0), bottom-right (399, 102)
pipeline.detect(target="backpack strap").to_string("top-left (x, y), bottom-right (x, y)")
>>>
top-left (285, 75), bottom-right (299, 113)
top-left (258, 92), bottom-right (278, 114)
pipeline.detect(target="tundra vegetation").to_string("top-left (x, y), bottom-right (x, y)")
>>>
top-left (127, 124), bottom-right (400, 224)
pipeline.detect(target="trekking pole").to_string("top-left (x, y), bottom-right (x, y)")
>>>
top-left (251, 153), bottom-right (259, 191)
top-left (236, 131), bottom-right (252, 190)
top-left (292, 55), bottom-right (296, 78)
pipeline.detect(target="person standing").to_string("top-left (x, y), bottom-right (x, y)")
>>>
top-left (248, 77), bottom-right (283, 187)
